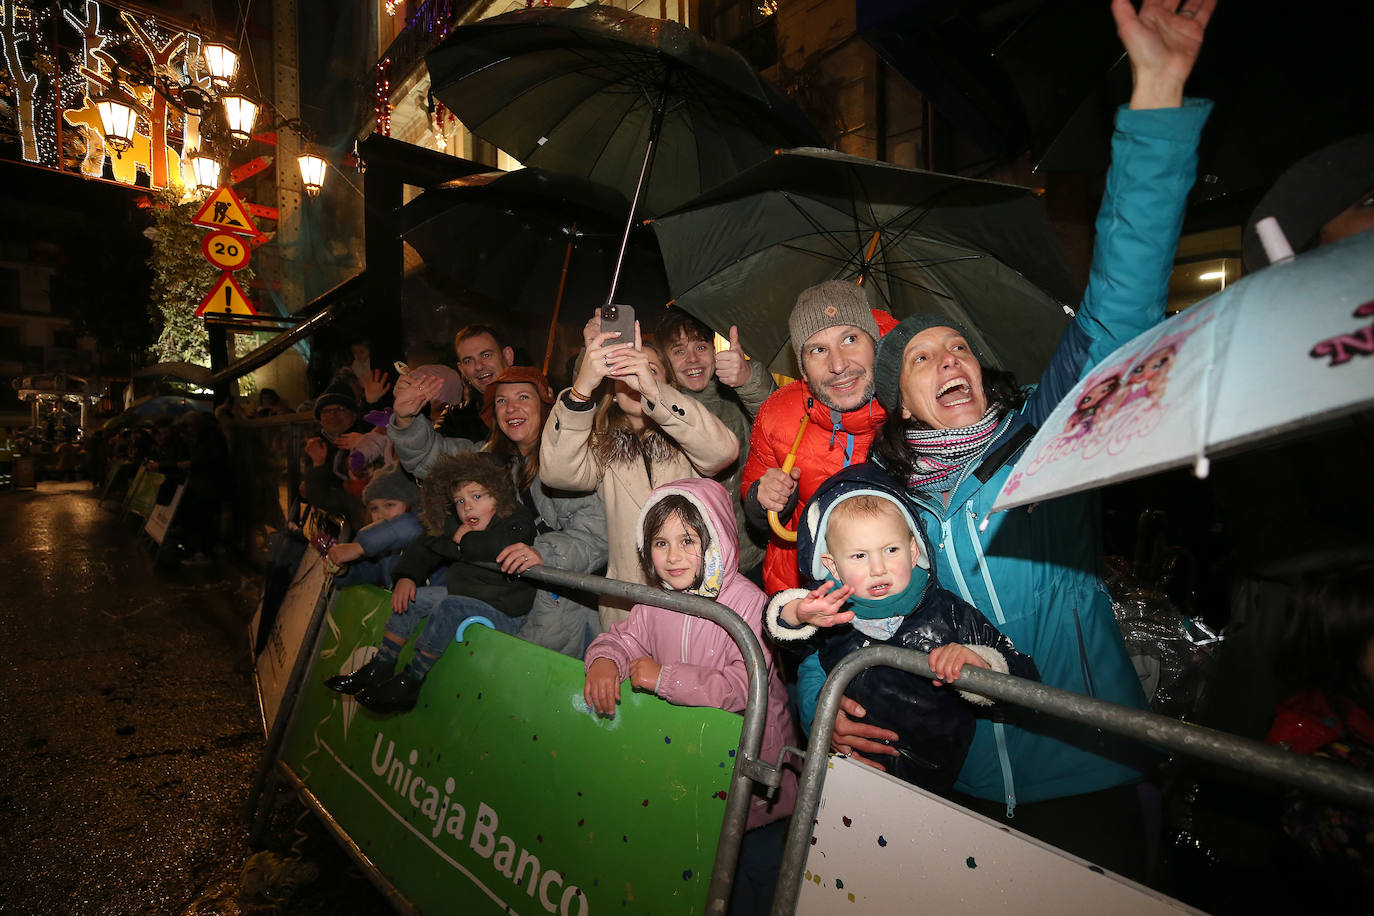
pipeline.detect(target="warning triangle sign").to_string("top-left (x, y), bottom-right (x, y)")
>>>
top-left (195, 272), bottom-right (259, 317)
top-left (191, 186), bottom-right (259, 236)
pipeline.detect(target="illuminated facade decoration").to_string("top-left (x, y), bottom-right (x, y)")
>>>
top-left (0, 0), bottom-right (231, 191)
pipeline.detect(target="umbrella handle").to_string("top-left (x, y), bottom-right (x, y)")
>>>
top-left (766, 415), bottom-right (810, 543)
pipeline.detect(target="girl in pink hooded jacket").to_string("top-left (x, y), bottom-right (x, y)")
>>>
top-left (583, 477), bottom-right (798, 914)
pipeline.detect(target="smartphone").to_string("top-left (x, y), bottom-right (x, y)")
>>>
top-left (600, 303), bottom-right (636, 347)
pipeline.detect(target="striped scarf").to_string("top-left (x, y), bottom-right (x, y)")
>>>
top-left (905, 408), bottom-right (1001, 493)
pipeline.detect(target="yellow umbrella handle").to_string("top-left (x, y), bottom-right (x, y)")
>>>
top-left (766, 414), bottom-right (810, 543)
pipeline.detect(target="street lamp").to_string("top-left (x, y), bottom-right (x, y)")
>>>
top-left (95, 89), bottom-right (139, 155)
top-left (188, 152), bottom-right (223, 193)
top-left (202, 43), bottom-right (239, 89)
top-left (221, 93), bottom-right (259, 143)
top-left (297, 149), bottom-right (327, 197)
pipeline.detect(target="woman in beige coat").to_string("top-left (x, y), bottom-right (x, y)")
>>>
top-left (540, 316), bottom-right (738, 629)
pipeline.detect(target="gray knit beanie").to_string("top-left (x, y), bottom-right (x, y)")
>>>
top-left (362, 466), bottom-right (421, 507)
top-left (788, 281), bottom-right (880, 368)
top-left (875, 313), bottom-right (987, 412)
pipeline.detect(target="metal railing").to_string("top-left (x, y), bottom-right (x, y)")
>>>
top-left (771, 644), bottom-right (1374, 914)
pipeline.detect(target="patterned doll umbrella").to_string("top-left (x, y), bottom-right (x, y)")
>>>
top-left (992, 230), bottom-right (1374, 513)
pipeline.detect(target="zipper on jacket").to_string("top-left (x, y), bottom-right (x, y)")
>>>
top-left (942, 498), bottom-right (1018, 818)
top-left (681, 616), bottom-right (692, 663)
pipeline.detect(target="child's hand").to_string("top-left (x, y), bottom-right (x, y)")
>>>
top-left (928, 643), bottom-right (989, 686)
top-left (628, 656), bottom-right (662, 693)
top-left (328, 542), bottom-right (365, 564)
top-left (363, 368), bottom-right (393, 404)
top-left (391, 578), bottom-right (417, 614)
top-left (791, 581), bottom-right (855, 628)
top-left (303, 437), bottom-right (327, 467)
top-left (334, 431), bottom-right (366, 450)
top-left (584, 658), bottom-right (622, 717)
top-left (452, 521), bottom-right (473, 544)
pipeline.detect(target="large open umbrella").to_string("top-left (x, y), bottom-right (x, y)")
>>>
top-left (394, 167), bottom-right (669, 370)
top-left (992, 229), bottom-right (1374, 513)
top-left (425, 5), bottom-right (821, 303)
top-left (648, 146), bottom-right (1078, 380)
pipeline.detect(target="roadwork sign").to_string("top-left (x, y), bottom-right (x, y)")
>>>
top-left (191, 186), bottom-right (259, 236)
top-left (195, 272), bottom-right (258, 317)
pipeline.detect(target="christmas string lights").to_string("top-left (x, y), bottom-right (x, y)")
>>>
top-left (374, 56), bottom-right (391, 137)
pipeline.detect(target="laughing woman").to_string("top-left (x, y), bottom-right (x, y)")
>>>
top-left (540, 315), bottom-right (739, 629)
top-left (387, 366), bottom-right (608, 657)
top-left (806, 0), bottom-right (1219, 880)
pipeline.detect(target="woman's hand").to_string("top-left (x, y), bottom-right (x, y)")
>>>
top-left (391, 578), bottom-right (417, 613)
top-left (392, 373), bottom-right (445, 425)
top-left (363, 369), bottom-right (393, 404)
top-left (584, 658), bottom-right (622, 716)
top-left (790, 581), bottom-right (855, 628)
top-left (831, 696), bottom-right (901, 770)
top-left (628, 656), bottom-right (662, 692)
top-left (496, 543), bottom-right (544, 574)
top-left (607, 322), bottom-right (660, 402)
top-left (572, 329), bottom-right (631, 396)
top-left (1112, 0), bottom-right (1215, 110)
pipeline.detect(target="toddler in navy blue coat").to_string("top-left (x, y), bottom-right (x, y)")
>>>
top-left (766, 463), bottom-right (1038, 795)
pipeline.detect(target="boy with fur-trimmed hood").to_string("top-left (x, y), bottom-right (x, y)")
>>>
top-left (766, 463), bottom-right (1038, 795)
top-left (326, 453), bottom-right (537, 713)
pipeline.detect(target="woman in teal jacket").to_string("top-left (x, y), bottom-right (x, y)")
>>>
top-left (798, 0), bottom-right (1217, 879)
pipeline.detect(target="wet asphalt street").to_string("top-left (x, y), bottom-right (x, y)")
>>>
top-left (0, 482), bottom-right (385, 915)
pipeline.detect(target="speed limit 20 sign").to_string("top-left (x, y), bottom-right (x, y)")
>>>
top-left (201, 230), bottom-right (251, 271)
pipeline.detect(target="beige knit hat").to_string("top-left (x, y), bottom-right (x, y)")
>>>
top-left (788, 281), bottom-right (880, 368)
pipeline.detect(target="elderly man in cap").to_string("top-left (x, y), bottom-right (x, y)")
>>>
top-left (302, 381), bottom-right (370, 528)
top-left (740, 280), bottom-right (897, 592)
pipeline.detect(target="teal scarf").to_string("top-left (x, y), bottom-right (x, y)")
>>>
top-left (826, 567), bottom-right (928, 620)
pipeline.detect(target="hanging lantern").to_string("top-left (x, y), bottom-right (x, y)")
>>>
top-left (96, 92), bottom-right (138, 155)
top-left (203, 43), bottom-right (239, 89)
top-left (188, 153), bottom-right (222, 194)
top-left (221, 93), bottom-right (259, 143)
top-left (297, 150), bottom-right (327, 197)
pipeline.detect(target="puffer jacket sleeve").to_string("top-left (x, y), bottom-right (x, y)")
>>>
top-left (656, 610), bottom-right (754, 714)
top-left (585, 605), bottom-right (658, 681)
top-left (741, 390), bottom-right (785, 508)
top-left (353, 511), bottom-right (424, 558)
top-left (538, 395), bottom-right (603, 492)
top-left (1030, 100), bottom-right (1212, 426)
top-left (387, 414), bottom-right (478, 479)
top-left (641, 383), bottom-right (739, 477)
top-left (532, 486), bottom-right (608, 575)
top-left (949, 595), bottom-right (1040, 684)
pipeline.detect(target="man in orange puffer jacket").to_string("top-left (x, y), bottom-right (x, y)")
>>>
top-left (741, 281), bottom-right (898, 593)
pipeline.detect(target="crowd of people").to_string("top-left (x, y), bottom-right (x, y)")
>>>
top-left (261, 0), bottom-right (1373, 908)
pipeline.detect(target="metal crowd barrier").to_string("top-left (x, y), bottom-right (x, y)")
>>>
top-left (249, 558), bottom-right (1374, 915)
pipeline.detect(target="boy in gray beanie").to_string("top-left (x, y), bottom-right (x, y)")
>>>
top-left (326, 466), bottom-right (425, 588)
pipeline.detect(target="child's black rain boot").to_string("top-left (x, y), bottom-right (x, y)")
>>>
top-left (355, 673), bottom-right (424, 714)
top-left (324, 656), bottom-right (394, 695)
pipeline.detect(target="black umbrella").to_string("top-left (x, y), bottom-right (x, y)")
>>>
top-left (648, 147), bottom-right (1078, 381)
top-left (425, 5), bottom-right (821, 303)
top-left (394, 167), bottom-right (669, 371)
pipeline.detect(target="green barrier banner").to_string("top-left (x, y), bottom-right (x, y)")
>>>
top-left (125, 467), bottom-right (165, 518)
top-left (280, 586), bottom-right (741, 915)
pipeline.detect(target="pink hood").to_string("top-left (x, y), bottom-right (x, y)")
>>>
top-left (589, 476), bottom-right (799, 830)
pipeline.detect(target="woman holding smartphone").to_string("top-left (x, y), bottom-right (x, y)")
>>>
top-left (539, 311), bottom-right (739, 629)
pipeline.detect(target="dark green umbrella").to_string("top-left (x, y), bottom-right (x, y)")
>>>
top-left (393, 167), bottom-right (669, 371)
top-left (647, 147), bottom-right (1079, 381)
top-left (425, 5), bottom-right (821, 303)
